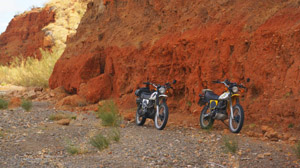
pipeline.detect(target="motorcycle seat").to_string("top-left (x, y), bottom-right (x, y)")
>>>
top-left (141, 92), bottom-right (151, 99)
top-left (202, 89), bottom-right (212, 93)
top-left (204, 91), bottom-right (219, 100)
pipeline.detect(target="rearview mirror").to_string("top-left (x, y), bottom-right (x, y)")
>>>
top-left (172, 80), bottom-right (177, 84)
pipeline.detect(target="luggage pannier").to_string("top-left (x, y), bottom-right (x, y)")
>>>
top-left (135, 87), bottom-right (150, 96)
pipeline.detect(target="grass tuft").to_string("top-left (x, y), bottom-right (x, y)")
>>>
top-left (0, 130), bottom-right (4, 138)
top-left (294, 141), bottom-right (300, 159)
top-left (66, 145), bottom-right (80, 155)
top-left (90, 133), bottom-right (109, 151)
top-left (223, 135), bottom-right (239, 154)
top-left (49, 113), bottom-right (76, 121)
top-left (96, 100), bottom-right (121, 127)
top-left (0, 99), bottom-right (8, 109)
top-left (109, 128), bottom-right (120, 142)
top-left (21, 99), bottom-right (33, 112)
top-left (65, 140), bottom-right (87, 155)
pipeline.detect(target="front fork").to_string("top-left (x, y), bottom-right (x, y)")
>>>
top-left (229, 97), bottom-right (239, 119)
top-left (156, 97), bottom-right (166, 116)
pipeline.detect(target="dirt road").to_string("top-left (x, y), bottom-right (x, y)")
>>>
top-left (0, 101), bottom-right (299, 168)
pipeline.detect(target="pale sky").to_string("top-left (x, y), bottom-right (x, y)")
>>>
top-left (0, 0), bottom-right (49, 34)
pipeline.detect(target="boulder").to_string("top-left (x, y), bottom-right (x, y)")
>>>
top-left (56, 95), bottom-right (87, 107)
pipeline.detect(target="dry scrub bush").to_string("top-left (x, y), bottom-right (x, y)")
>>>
top-left (223, 135), bottom-right (239, 154)
top-left (49, 113), bottom-right (76, 121)
top-left (0, 99), bottom-right (8, 109)
top-left (295, 141), bottom-right (300, 159)
top-left (96, 100), bottom-right (121, 127)
top-left (90, 133), bottom-right (109, 151)
top-left (0, 47), bottom-right (63, 87)
top-left (21, 99), bottom-right (33, 112)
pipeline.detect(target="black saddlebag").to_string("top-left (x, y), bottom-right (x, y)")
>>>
top-left (135, 87), bottom-right (150, 96)
top-left (198, 94), bottom-right (207, 106)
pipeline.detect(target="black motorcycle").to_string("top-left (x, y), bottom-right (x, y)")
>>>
top-left (134, 80), bottom-right (176, 130)
top-left (198, 79), bottom-right (248, 133)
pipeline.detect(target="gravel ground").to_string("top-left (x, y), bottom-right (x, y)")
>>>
top-left (0, 101), bottom-right (299, 168)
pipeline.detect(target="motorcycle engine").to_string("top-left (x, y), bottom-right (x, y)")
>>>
top-left (213, 100), bottom-right (228, 120)
top-left (142, 99), bottom-right (154, 113)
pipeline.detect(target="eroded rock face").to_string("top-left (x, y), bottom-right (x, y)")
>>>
top-left (0, 7), bottom-right (55, 64)
top-left (50, 0), bottom-right (300, 125)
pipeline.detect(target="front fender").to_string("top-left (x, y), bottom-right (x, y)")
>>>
top-left (159, 94), bottom-right (168, 97)
top-left (231, 94), bottom-right (240, 105)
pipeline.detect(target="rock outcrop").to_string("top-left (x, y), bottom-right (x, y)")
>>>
top-left (0, 7), bottom-right (55, 64)
top-left (0, 0), bottom-right (91, 65)
top-left (48, 0), bottom-right (299, 126)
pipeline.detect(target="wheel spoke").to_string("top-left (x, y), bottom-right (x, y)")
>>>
top-left (234, 115), bottom-right (240, 123)
top-left (159, 114), bottom-right (164, 121)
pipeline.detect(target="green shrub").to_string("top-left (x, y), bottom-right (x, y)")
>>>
top-left (66, 145), bottom-right (80, 155)
top-left (49, 113), bottom-right (75, 121)
top-left (90, 133), bottom-right (109, 151)
top-left (21, 99), bottom-right (32, 111)
top-left (97, 100), bottom-right (121, 127)
top-left (0, 99), bottom-right (8, 109)
top-left (223, 135), bottom-right (238, 154)
top-left (109, 128), bottom-right (120, 142)
top-left (294, 141), bottom-right (300, 159)
top-left (288, 123), bottom-right (294, 128)
top-left (65, 139), bottom-right (86, 155)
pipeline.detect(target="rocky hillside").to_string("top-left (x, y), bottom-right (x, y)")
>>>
top-left (0, 0), bottom-right (90, 65)
top-left (49, 0), bottom-right (300, 127)
top-left (0, 7), bottom-right (55, 64)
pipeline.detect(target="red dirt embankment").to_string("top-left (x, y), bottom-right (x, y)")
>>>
top-left (50, 0), bottom-right (300, 128)
top-left (0, 7), bottom-right (55, 64)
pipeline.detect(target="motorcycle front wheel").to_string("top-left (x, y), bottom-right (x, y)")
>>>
top-left (199, 105), bottom-right (214, 129)
top-left (229, 104), bottom-right (244, 133)
top-left (136, 105), bottom-right (146, 126)
top-left (154, 103), bottom-right (169, 130)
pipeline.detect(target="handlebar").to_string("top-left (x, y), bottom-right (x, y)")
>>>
top-left (212, 80), bottom-right (220, 83)
top-left (213, 79), bottom-right (247, 89)
top-left (238, 84), bottom-right (247, 89)
top-left (143, 80), bottom-right (176, 89)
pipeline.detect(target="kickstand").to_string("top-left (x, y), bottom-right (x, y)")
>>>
top-left (221, 120), bottom-right (229, 127)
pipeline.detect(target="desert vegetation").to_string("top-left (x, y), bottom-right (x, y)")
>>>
top-left (89, 133), bottom-right (110, 151)
top-left (0, 0), bottom-right (89, 88)
top-left (223, 135), bottom-right (239, 154)
top-left (49, 112), bottom-right (76, 121)
top-left (21, 99), bottom-right (33, 112)
top-left (295, 141), bottom-right (300, 159)
top-left (96, 100), bottom-right (122, 127)
top-left (0, 98), bottom-right (8, 109)
top-left (0, 47), bottom-right (63, 88)
top-left (89, 100), bottom-right (122, 151)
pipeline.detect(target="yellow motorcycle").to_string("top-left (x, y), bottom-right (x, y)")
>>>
top-left (198, 79), bottom-right (248, 133)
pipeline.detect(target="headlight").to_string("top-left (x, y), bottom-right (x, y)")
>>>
top-left (159, 87), bottom-right (166, 94)
top-left (232, 86), bottom-right (238, 93)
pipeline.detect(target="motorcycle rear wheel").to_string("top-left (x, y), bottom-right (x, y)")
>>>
top-left (154, 103), bottom-right (169, 130)
top-left (136, 106), bottom-right (146, 126)
top-left (229, 104), bottom-right (244, 133)
top-left (199, 105), bottom-right (214, 129)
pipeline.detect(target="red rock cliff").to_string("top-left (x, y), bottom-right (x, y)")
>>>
top-left (0, 7), bottom-right (55, 64)
top-left (50, 0), bottom-right (300, 127)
